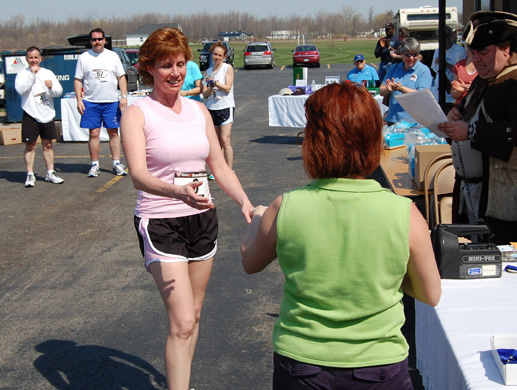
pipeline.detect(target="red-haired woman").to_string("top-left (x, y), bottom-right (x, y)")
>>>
top-left (241, 82), bottom-right (441, 390)
top-left (121, 27), bottom-right (253, 390)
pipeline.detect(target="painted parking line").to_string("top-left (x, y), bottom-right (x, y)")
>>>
top-left (281, 65), bottom-right (286, 71)
top-left (327, 64), bottom-right (331, 69)
top-left (94, 174), bottom-right (126, 194)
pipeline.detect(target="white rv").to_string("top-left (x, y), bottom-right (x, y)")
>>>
top-left (394, 6), bottom-right (460, 65)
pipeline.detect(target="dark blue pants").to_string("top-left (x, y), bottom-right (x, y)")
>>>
top-left (273, 353), bottom-right (413, 390)
top-left (377, 62), bottom-right (392, 82)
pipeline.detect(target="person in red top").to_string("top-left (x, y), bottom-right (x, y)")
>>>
top-left (451, 47), bottom-right (478, 105)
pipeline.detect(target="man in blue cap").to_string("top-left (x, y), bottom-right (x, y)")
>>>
top-left (346, 54), bottom-right (379, 84)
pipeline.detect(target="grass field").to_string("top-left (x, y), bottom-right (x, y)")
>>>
top-left (191, 38), bottom-right (378, 68)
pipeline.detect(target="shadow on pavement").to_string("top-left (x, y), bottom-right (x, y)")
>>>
top-left (249, 135), bottom-right (299, 145)
top-left (34, 339), bottom-right (166, 390)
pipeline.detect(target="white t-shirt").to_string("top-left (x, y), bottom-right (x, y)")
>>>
top-left (74, 49), bottom-right (125, 103)
top-left (431, 44), bottom-right (466, 103)
top-left (15, 67), bottom-right (63, 123)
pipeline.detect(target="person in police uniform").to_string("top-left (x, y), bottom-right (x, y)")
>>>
top-left (438, 11), bottom-right (517, 244)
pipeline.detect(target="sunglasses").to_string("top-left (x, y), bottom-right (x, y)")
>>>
top-left (90, 37), bottom-right (104, 42)
top-left (403, 53), bottom-right (420, 58)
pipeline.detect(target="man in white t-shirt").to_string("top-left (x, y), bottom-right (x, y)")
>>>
top-left (431, 25), bottom-right (467, 112)
top-left (15, 46), bottom-right (64, 187)
top-left (74, 28), bottom-right (128, 177)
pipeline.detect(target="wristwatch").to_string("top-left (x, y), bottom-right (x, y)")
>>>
top-left (121, 94), bottom-right (127, 98)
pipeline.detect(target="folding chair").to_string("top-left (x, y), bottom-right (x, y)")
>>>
top-left (423, 153), bottom-right (453, 228)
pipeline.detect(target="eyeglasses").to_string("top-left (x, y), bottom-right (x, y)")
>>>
top-left (355, 60), bottom-right (364, 63)
top-left (90, 37), bottom-right (104, 42)
top-left (403, 53), bottom-right (420, 58)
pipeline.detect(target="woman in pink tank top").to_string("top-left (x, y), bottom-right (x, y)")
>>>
top-left (121, 27), bottom-right (253, 390)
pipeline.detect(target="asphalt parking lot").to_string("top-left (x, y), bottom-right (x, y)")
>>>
top-left (0, 63), bottom-right (425, 389)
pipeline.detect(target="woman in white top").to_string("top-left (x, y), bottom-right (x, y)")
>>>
top-left (203, 42), bottom-right (235, 171)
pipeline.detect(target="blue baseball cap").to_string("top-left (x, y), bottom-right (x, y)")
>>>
top-left (354, 54), bottom-right (365, 62)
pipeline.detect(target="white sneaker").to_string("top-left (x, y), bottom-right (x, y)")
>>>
top-left (45, 170), bottom-right (64, 184)
top-left (88, 164), bottom-right (100, 177)
top-left (25, 174), bottom-right (36, 187)
top-left (113, 163), bottom-right (127, 176)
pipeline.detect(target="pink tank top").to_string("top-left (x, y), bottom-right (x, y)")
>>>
top-left (132, 96), bottom-right (211, 218)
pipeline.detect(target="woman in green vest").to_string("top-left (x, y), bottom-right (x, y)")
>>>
top-left (241, 82), bottom-right (441, 390)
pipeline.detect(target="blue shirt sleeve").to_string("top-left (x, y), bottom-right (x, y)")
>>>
top-left (190, 61), bottom-right (203, 81)
top-left (415, 64), bottom-right (433, 90)
top-left (370, 66), bottom-right (379, 81)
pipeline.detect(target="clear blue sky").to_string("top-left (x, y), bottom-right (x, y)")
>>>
top-left (2, 0), bottom-right (463, 22)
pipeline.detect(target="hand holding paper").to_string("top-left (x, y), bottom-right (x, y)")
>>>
top-left (394, 89), bottom-right (448, 137)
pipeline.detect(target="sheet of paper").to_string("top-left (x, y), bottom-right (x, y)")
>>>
top-left (394, 89), bottom-right (448, 137)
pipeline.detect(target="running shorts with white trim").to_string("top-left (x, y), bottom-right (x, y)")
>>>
top-left (134, 208), bottom-right (218, 271)
top-left (208, 107), bottom-right (234, 126)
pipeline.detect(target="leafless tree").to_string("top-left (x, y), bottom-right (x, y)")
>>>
top-left (0, 7), bottom-right (400, 51)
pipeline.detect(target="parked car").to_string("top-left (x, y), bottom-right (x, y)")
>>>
top-left (112, 48), bottom-right (139, 91)
top-left (125, 49), bottom-right (139, 68)
top-left (292, 45), bottom-right (320, 68)
top-left (243, 41), bottom-right (275, 70)
top-left (198, 41), bottom-right (234, 71)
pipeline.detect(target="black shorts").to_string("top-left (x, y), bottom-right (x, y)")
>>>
top-left (134, 208), bottom-right (218, 271)
top-left (21, 111), bottom-right (57, 143)
top-left (208, 107), bottom-right (234, 127)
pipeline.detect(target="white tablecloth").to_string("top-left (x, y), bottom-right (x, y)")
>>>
top-left (61, 96), bottom-right (142, 142)
top-left (415, 266), bottom-right (517, 389)
top-left (268, 94), bottom-right (387, 128)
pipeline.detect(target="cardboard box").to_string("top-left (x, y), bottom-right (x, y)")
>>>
top-left (491, 335), bottom-right (517, 385)
top-left (0, 127), bottom-right (22, 145)
top-left (413, 144), bottom-right (452, 190)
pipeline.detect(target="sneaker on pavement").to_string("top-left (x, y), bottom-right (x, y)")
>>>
top-left (88, 164), bottom-right (100, 177)
top-left (25, 174), bottom-right (36, 187)
top-left (113, 163), bottom-right (127, 176)
top-left (208, 174), bottom-right (215, 181)
top-left (45, 170), bottom-right (64, 184)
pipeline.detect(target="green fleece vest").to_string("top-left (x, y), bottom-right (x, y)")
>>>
top-left (273, 178), bottom-right (412, 367)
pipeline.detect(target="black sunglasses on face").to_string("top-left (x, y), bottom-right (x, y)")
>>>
top-left (90, 38), bottom-right (104, 42)
top-left (403, 53), bottom-right (419, 58)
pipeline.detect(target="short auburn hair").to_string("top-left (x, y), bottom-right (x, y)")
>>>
top-left (302, 82), bottom-right (383, 179)
top-left (138, 27), bottom-right (192, 86)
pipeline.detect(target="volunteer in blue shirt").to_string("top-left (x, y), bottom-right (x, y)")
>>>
top-left (380, 37), bottom-right (432, 125)
top-left (346, 54), bottom-right (379, 84)
top-left (180, 60), bottom-right (203, 101)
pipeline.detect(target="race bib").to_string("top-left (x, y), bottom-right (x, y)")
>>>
top-left (93, 68), bottom-right (108, 82)
top-left (173, 171), bottom-right (209, 197)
